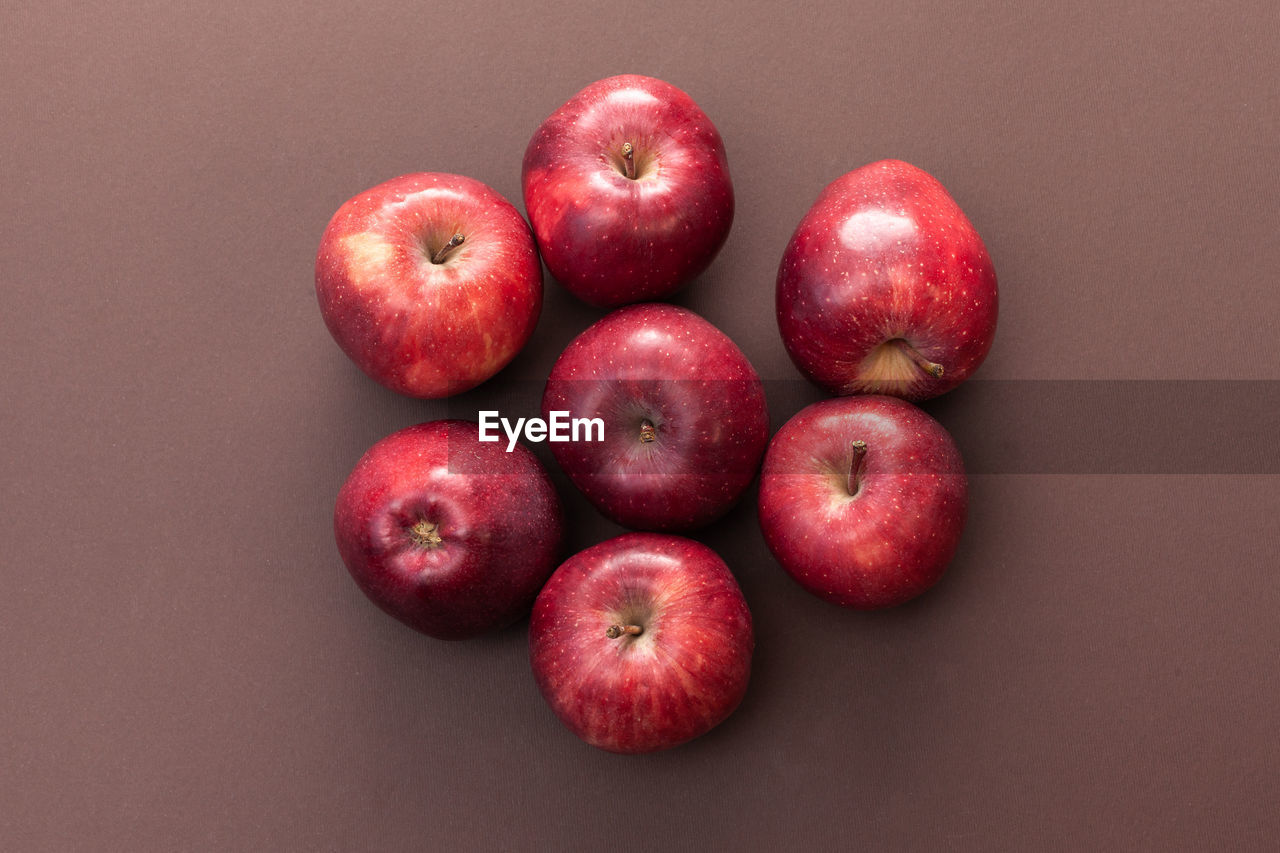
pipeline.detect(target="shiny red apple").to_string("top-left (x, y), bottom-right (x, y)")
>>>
top-left (529, 533), bottom-right (753, 754)
top-left (334, 420), bottom-right (563, 639)
top-left (542, 304), bottom-right (769, 531)
top-left (776, 159), bottom-right (998, 400)
top-left (758, 395), bottom-right (967, 609)
top-left (522, 74), bottom-right (734, 307)
top-left (316, 172), bottom-right (542, 398)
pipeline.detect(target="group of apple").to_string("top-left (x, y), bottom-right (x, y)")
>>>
top-left (315, 75), bottom-right (998, 754)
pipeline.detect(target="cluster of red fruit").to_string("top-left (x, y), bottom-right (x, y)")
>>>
top-left (316, 75), bottom-right (998, 754)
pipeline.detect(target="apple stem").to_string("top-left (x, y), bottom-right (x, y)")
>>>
top-left (639, 419), bottom-right (657, 443)
top-left (895, 340), bottom-right (944, 378)
top-left (606, 624), bottom-right (643, 639)
top-left (431, 233), bottom-right (465, 264)
top-left (621, 142), bottom-right (637, 180)
top-left (409, 519), bottom-right (443, 549)
top-left (847, 440), bottom-right (867, 497)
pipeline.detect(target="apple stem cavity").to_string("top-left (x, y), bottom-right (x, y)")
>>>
top-left (639, 419), bottom-right (657, 443)
top-left (847, 440), bottom-right (868, 497)
top-left (408, 519), bottom-right (443, 549)
top-left (895, 339), bottom-right (945, 378)
top-left (605, 624), bottom-right (643, 639)
top-left (621, 142), bottom-right (637, 180)
top-left (430, 233), bottom-right (465, 264)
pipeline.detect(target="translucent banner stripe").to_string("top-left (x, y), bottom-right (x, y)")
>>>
top-left (432, 380), bottom-right (1280, 475)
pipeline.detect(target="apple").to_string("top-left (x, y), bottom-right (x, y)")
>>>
top-left (542, 304), bottom-right (769, 531)
top-left (776, 159), bottom-right (998, 400)
top-left (522, 74), bottom-right (734, 307)
top-left (316, 172), bottom-right (542, 398)
top-left (334, 420), bottom-right (563, 639)
top-left (757, 395), bottom-right (967, 609)
top-left (529, 533), bottom-right (753, 754)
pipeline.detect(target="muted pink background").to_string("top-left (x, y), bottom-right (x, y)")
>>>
top-left (3, 1), bottom-right (1278, 849)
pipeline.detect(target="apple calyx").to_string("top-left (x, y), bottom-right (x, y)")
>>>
top-left (847, 440), bottom-right (868, 497)
top-left (430, 233), bottom-right (465, 264)
top-left (894, 339), bottom-right (944, 378)
top-left (408, 519), bottom-right (444, 549)
top-left (621, 142), bottom-right (637, 180)
top-left (639, 419), bottom-right (657, 443)
top-left (605, 624), bottom-right (643, 639)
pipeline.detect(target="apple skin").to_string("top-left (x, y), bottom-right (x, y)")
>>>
top-left (334, 420), bottom-right (563, 639)
top-left (542, 304), bottom-right (769, 531)
top-left (529, 533), bottom-right (753, 754)
top-left (776, 159), bottom-right (997, 400)
top-left (757, 395), bottom-right (967, 609)
top-left (522, 74), bottom-right (734, 307)
top-left (316, 172), bottom-right (542, 398)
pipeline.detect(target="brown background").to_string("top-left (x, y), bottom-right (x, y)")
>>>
top-left (3, 1), bottom-right (1278, 850)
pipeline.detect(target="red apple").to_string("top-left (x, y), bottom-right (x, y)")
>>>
top-left (757, 395), bottom-right (967, 609)
top-left (316, 172), bottom-right (542, 398)
top-left (542, 304), bottom-right (769, 531)
top-left (334, 420), bottom-right (563, 639)
top-left (776, 159), bottom-right (998, 400)
top-left (522, 74), bottom-right (734, 307)
top-left (529, 533), bottom-right (753, 754)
